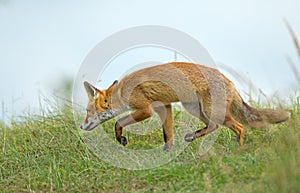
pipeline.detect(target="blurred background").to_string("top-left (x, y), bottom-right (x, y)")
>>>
top-left (0, 0), bottom-right (299, 123)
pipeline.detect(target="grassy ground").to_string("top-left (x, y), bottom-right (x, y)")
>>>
top-left (0, 102), bottom-right (299, 193)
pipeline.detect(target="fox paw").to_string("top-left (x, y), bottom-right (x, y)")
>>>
top-left (236, 134), bottom-right (240, 143)
top-left (163, 144), bottom-right (170, 151)
top-left (184, 132), bottom-right (195, 142)
top-left (235, 134), bottom-right (243, 146)
top-left (120, 136), bottom-right (128, 146)
top-left (163, 141), bottom-right (174, 151)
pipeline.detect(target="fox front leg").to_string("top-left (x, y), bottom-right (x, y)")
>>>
top-left (115, 118), bottom-right (128, 146)
top-left (154, 104), bottom-right (174, 151)
top-left (114, 108), bottom-right (153, 146)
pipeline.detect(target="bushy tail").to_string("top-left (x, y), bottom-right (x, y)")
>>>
top-left (243, 102), bottom-right (289, 128)
top-left (232, 97), bottom-right (289, 128)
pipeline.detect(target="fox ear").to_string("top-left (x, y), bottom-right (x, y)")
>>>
top-left (84, 81), bottom-right (102, 100)
top-left (106, 80), bottom-right (118, 94)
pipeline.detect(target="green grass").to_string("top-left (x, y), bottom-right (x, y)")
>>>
top-left (0, 103), bottom-right (299, 193)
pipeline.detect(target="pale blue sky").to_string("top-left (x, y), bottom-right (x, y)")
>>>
top-left (0, 0), bottom-right (299, 122)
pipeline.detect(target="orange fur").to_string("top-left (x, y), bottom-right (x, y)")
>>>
top-left (81, 62), bottom-right (289, 150)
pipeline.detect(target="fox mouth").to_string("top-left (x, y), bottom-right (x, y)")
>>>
top-left (80, 122), bottom-right (93, 131)
top-left (80, 108), bottom-right (129, 131)
top-left (80, 121), bottom-right (97, 131)
top-left (79, 111), bottom-right (114, 131)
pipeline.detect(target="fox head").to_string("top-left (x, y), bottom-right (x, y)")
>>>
top-left (80, 80), bottom-right (119, 131)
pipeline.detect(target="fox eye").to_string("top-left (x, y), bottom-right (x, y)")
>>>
top-left (104, 99), bottom-right (107, 103)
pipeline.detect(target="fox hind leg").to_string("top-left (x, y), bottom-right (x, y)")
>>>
top-left (182, 102), bottom-right (219, 142)
top-left (223, 113), bottom-right (244, 145)
top-left (184, 123), bottom-right (219, 142)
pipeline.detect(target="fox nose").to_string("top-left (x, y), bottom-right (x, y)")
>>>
top-left (80, 124), bottom-right (83, 130)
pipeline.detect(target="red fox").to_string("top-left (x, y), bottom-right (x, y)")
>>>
top-left (80, 62), bottom-right (289, 150)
